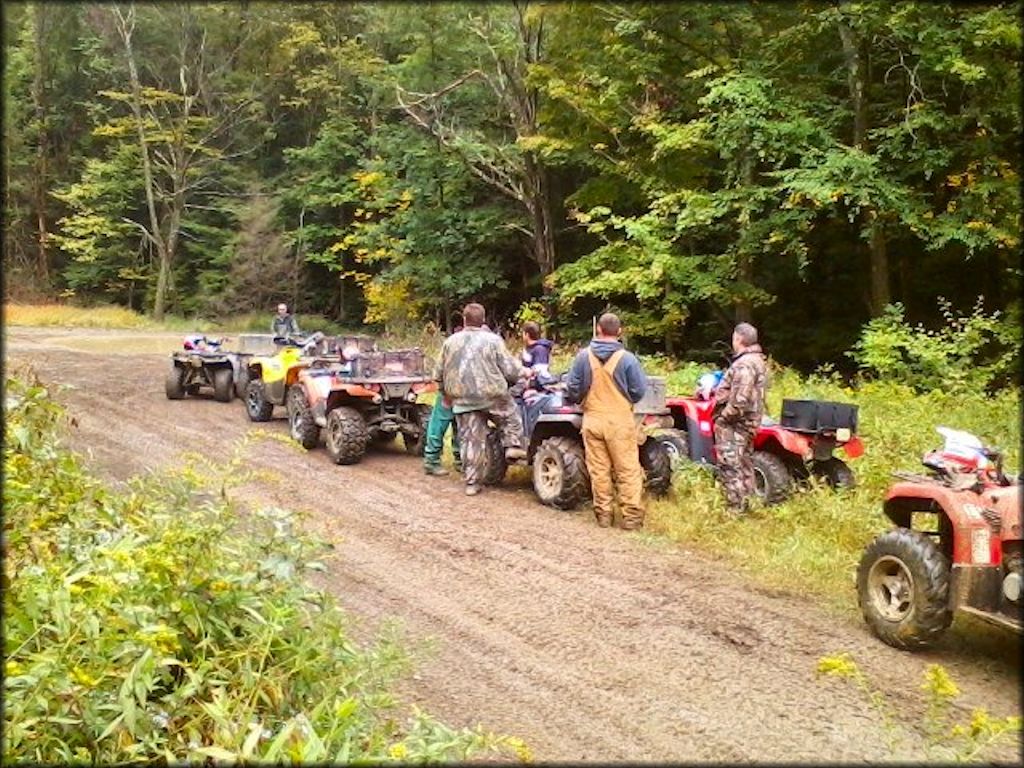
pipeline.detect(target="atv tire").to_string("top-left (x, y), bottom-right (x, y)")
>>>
top-left (165, 365), bottom-right (186, 400)
top-left (813, 457), bottom-right (856, 490)
top-left (532, 436), bottom-right (590, 510)
top-left (857, 528), bottom-right (952, 650)
top-left (481, 428), bottom-right (507, 486)
top-left (654, 428), bottom-right (690, 471)
top-left (640, 437), bottom-right (672, 497)
top-left (752, 451), bottom-right (793, 505)
top-left (287, 386), bottom-right (320, 449)
top-left (403, 403), bottom-right (432, 455)
top-left (325, 406), bottom-right (369, 465)
top-left (245, 379), bottom-right (274, 422)
top-left (234, 367), bottom-right (250, 399)
top-left (212, 366), bottom-right (234, 402)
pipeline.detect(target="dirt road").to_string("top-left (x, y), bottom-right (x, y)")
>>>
top-left (5, 327), bottom-right (1021, 763)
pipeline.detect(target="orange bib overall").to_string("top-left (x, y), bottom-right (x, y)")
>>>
top-left (581, 349), bottom-right (645, 528)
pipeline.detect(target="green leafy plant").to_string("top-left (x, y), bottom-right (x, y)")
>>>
top-left (3, 371), bottom-right (528, 764)
top-left (849, 298), bottom-right (1020, 393)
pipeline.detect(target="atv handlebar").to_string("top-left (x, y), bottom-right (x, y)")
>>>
top-left (273, 331), bottom-right (325, 352)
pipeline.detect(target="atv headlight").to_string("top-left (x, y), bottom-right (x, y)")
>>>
top-left (372, 394), bottom-right (383, 404)
top-left (406, 391), bottom-right (418, 402)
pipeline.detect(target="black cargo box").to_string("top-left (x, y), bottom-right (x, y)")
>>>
top-left (780, 399), bottom-right (858, 434)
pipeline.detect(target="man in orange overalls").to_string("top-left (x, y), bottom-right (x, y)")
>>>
top-left (565, 313), bottom-right (649, 529)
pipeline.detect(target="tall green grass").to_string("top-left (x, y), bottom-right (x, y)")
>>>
top-left (3, 371), bottom-right (528, 764)
top-left (646, 363), bottom-right (1019, 620)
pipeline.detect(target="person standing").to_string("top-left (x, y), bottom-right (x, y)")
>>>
top-left (272, 303), bottom-right (300, 337)
top-left (435, 304), bottom-right (530, 496)
top-left (565, 313), bottom-right (649, 530)
top-left (424, 328), bottom-right (463, 477)
top-left (713, 322), bottom-right (768, 514)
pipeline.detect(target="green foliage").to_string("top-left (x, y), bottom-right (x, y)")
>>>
top-left (3, 1), bottom-right (1021, 370)
top-left (849, 299), bottom-right (1020, 392)
top-left (3, 372), bottom-right (527, 764)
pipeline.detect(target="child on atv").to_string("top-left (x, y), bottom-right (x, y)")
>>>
top-left (520, 321), bottom-right (554, 378)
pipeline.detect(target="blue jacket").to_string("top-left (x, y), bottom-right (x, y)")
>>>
top-left (521, 338), bottom-right (554, 368)
top-left (565, 339), bottom-right (647, 405)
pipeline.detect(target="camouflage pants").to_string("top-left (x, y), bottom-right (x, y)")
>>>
top-left (455, 393), bottom-right (524, 486)
top-left (714, 421), bottom-right (756, 511)
top-left (423, 396), bottom-right (461, 470)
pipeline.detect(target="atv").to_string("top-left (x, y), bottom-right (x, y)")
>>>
top-left (482, 376), bottom-right (674, 510)
top-left (165, 334), bottom-right (240, 402)
top-left (243, 332), bottom-right (327, 422)
top-left (857, 427), bottom-right (1021, 650)
top-left (287, 347), bottom-right (437, 465)
top-left (663, 372), bottom-right (864, 504)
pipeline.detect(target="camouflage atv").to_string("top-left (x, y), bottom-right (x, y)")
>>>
top-left (243, 332), bottom-right (327, 421)
top-left (484, 376), bottom-right (674, 509)
top-left (165, 335), bottom-right (240, 402)
top-left (288, 347), bottom-right (437, 465)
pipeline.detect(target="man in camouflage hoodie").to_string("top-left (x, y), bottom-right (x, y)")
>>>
top-left (435, 303), bottom-right (530, 496)
top-left (714, 323), bottom-right (768, 514)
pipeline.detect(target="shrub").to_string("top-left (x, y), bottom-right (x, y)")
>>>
top-left (848, 298), bottom-right (1019, 393)
top-left (3, 372), bottom-right (527, 764)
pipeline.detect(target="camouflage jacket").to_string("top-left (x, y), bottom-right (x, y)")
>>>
top-left (434, 327), bottom-right (525, 411)
top-left (716, 344), bottom-right (767, 429)
top-left (271, 314), bottom-right (300, 337)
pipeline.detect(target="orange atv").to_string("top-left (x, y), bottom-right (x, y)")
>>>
top-left (287, 347), bottom-right (437, 465)
top-left (857, 427), bottom-right (1021, 650)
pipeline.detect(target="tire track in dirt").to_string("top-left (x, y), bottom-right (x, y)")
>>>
top-left (6, 330), bottom-right (1020, 763)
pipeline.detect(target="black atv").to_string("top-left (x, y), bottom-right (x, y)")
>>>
top-left (483, 377), bottom-right (674, 510)
top-left (165, 335), bottom-right (239, 403)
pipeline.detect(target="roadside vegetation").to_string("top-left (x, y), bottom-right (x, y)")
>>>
top-left (816, 654), bottom-right (1021, 761)
top-left (2, 370), bottom-right (528, 764)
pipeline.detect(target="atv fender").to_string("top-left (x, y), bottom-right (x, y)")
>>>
top-left (535, 413), bottom-right (583, 430)
top-left (883, 482), bottom-right (1019, 565)
top-left (754, 427), bottom-right (812, 460)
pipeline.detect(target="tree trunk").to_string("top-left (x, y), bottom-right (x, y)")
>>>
top-left (734, 150), bottom-right (755, 323)
top-left (898, 246), bottom-right (912, 314)
top-left (838, 11), bottom-right (889, 316)
top-left (31, 3), bottom-right (50, 289)
top-left (527, 170), bottom-right (556, 284)
top-left (114, 4), bottom-right (169, 319)
top-left (868, 218), bottom-right (890, 314)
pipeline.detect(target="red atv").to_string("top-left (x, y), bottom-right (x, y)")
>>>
top-left (857, 428), bottom-right (1021, 649)
top-left (662, 372), bottom-right (864, 504)
top-left (288, 346), bottom-right (437, 465)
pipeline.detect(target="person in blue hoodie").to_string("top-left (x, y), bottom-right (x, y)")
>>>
top-left (520, 321), bottom-right (554, 377)
top-left (564, 313), bottom-right (649, 529)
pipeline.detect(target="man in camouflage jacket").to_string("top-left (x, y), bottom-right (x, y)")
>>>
top-left (713, 323), bottom-right (768, 514)
top-left (435, 303), bottom-right (530, 496)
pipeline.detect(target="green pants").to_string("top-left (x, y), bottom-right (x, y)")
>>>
top-left (423, 396), bottom-right (461, 469)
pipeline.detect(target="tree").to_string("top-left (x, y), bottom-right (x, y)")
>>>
top-left (395, 1), bottom-right (560, 296)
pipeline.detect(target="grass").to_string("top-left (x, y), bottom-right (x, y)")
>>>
top-left (2, 303), bottom-right (360, 336)
top-left (645, 363), bottom-right (1020, 626)
top-left (4, 302), bottom-right (160, 329)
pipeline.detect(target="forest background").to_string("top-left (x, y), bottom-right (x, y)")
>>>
top-left (4, 0), bottom-right (1021, 377)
